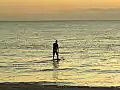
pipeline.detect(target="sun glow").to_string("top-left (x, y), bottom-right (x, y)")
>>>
top-left (0, 0), bottom-right (120, 20)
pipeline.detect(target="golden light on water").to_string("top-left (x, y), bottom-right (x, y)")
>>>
top-left (0, 13), bottom-right (120, 86)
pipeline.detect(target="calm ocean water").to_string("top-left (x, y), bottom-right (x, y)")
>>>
top-left (0, 20), bottom-right (120, 86)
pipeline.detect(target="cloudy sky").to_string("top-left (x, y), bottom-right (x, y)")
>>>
top-left (0, 0), bottom-right (120, 21)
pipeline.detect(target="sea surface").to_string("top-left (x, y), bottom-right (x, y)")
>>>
top-left (0, 20), bottom-right (120, 86)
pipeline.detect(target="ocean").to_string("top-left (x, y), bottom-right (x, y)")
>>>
top-left (0, 20), bottom-right (120, 86)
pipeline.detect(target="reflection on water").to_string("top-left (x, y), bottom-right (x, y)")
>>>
top-left (53, 61), bottom-right (59, 81)
top-left (0, 21), bottom-right (120, 86)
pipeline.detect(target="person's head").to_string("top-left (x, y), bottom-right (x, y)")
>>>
top-left (55, 40), bottom-right (57, 43)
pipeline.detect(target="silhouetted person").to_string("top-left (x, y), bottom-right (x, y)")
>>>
top-left (53, 40), bottom-right (59, 60)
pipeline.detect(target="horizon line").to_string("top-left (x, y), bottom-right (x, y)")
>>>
top-left (0, 20), bottom-right (120, 22)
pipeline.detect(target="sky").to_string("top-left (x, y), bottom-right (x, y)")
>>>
top-left (0, 0), bottom-right (120, 21)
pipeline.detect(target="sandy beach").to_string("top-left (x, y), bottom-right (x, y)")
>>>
top-left (0, 83), bottom-right (120, 90)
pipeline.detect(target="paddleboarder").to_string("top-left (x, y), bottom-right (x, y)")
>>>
top-left (53, 40), bottom-right (59, 60)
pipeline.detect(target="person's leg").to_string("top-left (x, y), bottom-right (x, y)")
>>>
top-left (56, 52), bottom-right (59, 60)
top-left (53, 51), bottom-right (55, 60)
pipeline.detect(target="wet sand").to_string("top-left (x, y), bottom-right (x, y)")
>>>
top-left (0, 83), bottom-right (119, 90)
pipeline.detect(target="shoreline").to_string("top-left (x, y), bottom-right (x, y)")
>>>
top-left (0, 82), bottom-right (120, 90)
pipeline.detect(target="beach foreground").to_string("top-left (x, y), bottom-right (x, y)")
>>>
top-left (0, 83), bottom-right (120, 90)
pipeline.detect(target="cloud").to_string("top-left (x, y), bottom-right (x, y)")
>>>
top-left (76, 8), bottom-right (120, 12)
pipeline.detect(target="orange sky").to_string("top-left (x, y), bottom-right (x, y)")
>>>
top-left (0, 0), bottom-right (120, 20)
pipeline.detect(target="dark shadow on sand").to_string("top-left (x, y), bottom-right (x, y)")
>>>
top-left (0, 82), bottom-right (120, 90)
